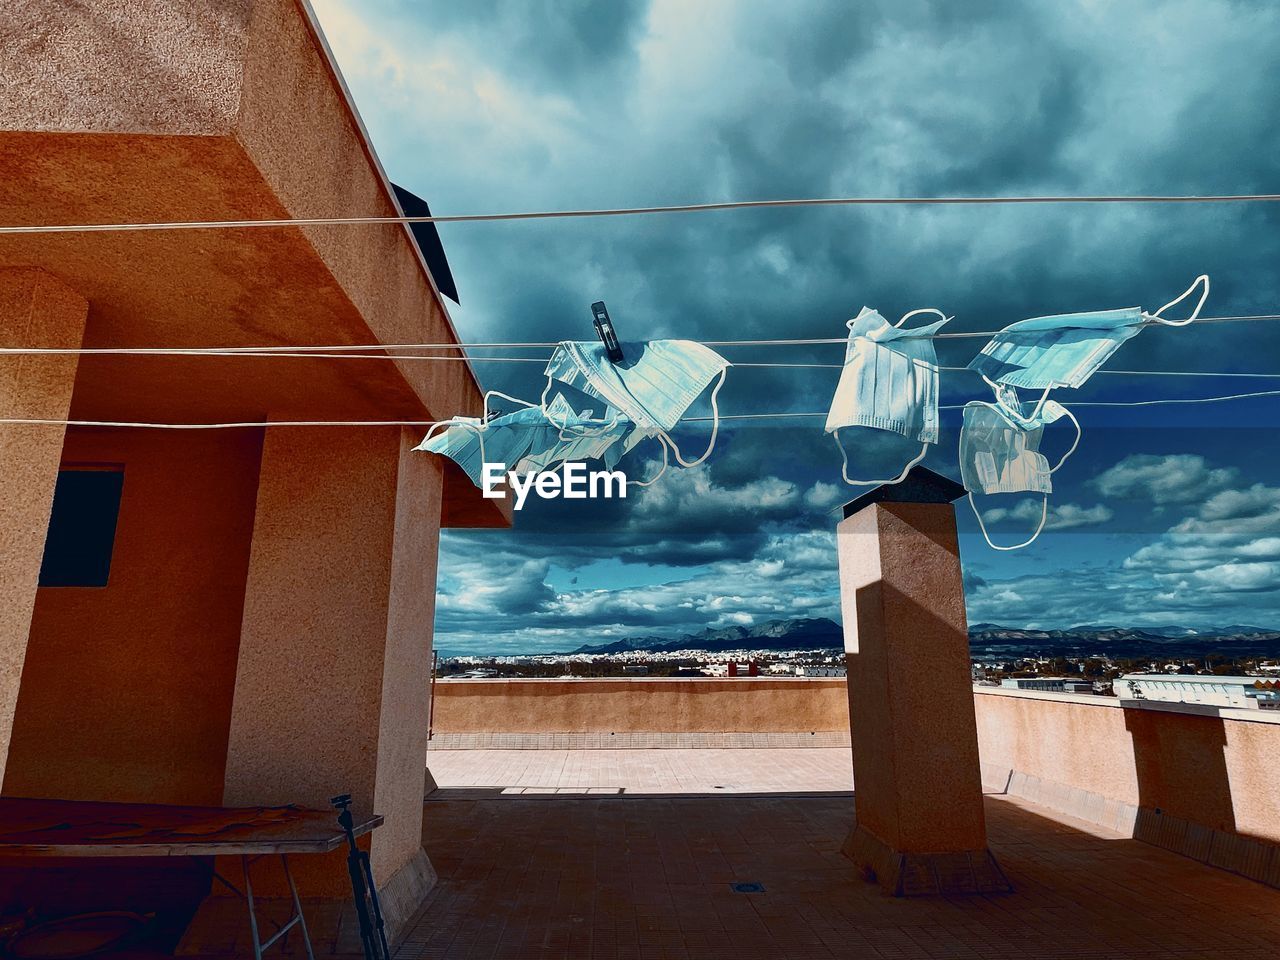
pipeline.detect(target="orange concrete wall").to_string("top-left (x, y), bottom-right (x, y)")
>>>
top-left (972, 691), bottom-right (1140, 803)
top-left (3, 426), bottom-right (263, 805)
top-left (431, 678), bottom-right (850, 734)
top-left (973, 690), bottom-right (1280, 844)
top-left (221, 426), bottom-right (440, 897)
top-left (432, 680), bottom-right (1280, 845)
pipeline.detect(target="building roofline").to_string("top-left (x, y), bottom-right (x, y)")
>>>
top-left (293, 0), bottom-right (481, 392)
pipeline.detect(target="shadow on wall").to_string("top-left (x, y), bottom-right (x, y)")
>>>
top-left (1124, 707), bottom-right (1235, 838)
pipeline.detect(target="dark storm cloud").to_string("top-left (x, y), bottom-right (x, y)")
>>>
top-left (427, 0), bottom-right (648, 89)
top-left (434, 527), bottom-right (842, 653)
top-left (313, 0), bottom-right (1280, 649)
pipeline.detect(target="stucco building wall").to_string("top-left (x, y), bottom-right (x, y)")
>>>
top-left (0, 0), bottom-right (505, 946)
top-left (4, 427), bottom-right (264, 804)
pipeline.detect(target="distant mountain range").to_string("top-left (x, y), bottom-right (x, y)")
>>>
top-left (967, 623), bottom-right (1280, 658)
top-left (565, 617), bottom-right (1280, 658)
top-left (568, 617), bottom-right (843, 655)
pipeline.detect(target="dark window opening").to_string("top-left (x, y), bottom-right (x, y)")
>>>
top-left (38, 469), bottom-right (125, 587)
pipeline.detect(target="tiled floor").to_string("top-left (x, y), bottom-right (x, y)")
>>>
top-left (400, 750), bottom-right (1280, 959)
top-left (426, 748), bottom-right (854, 795)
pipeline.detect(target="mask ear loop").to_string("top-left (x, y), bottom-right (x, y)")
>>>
top-left (894, 307), bottom-right (951, 329)
top-left (1048, 405), bottom-right (1081, 473)
top-left (627, 436), bottom-right (670, 488)
top-left (483, 389), bottom-right (535, 423)
top-left (1027, 385), bottom-right (1054, 423)
top-left (982, 376), bottom-right (1030, 425)
top-left (965, 403), bottom-right (1078, 550)
top-left (539, 377), bottom-right (621, 441)
top-left (969, 492), bottom-right (1049, 551)
top-left (836, 429), bottom-right (929, 486)
top-left (1145, 275), bottom-right (1209, 326)
top-left (661, 367), bottom-right (728, 468)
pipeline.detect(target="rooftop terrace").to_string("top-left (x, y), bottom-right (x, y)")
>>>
top-left (401, 748), bottom-right (1280, 959)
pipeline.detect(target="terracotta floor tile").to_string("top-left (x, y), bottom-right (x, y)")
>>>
top-left (395, 749), bottom-right (1280, 960)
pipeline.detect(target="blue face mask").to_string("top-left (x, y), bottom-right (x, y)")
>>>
top-left (967, 276), bottom-right (1209, 390)
top-left (517, 395), bottom-right (633, 471)
top-left (825, 307), bottom-right (950, 484)
top-left (416, 407), bottom-right (542, 487)
top-left (543, 339), bottom-right (730, 469)
top-left (416, 394), bottom-right (634, 488)
top-left (958, 386), bottom-right (1081, 550)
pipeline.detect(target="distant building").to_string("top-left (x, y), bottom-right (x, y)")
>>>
top-left (796, 665), bottom-right (846, 677)
top-left (623, 665), bottom-right (649, 676)
top-left (1119, 674), bottom-right (1280, 709)
top-left (1000, 677), bottom-right (1091, 694)
top-left (703, 662), bottom-right (759, 677)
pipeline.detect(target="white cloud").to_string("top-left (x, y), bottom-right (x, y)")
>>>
top-left (310, 0), bottom-right (590, 196)
top-left (628, 468), bottom-right (800, 529)
top-left (1197, 484), bottom-right (1280, 523)
top-left (433, 526), bottom-right (841, 654)
top-left (1044, 503), bottom-right (1115, 530)
top-left (982, 499), bottom-right (1113, 531)
top-left (969, 474), bottom-right (1280, 628)
top-left (1187, 562), bottom-right (1280, 593)
top-left (802, 481), bottom-right (843, 511)
top-left (1091, 454), bottom-right (1237, 505)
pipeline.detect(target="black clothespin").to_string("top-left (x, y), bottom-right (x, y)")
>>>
top-left (592, 300), bottom-right (625, 364)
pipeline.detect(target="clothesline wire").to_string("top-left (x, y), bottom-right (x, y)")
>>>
top-left (6, 387), bottom-right (1280, 431)
top-left (3, 313), bottom-right (1277, 360)
top-left (682, 389), bottom-right (1280, 417)
top-left (3, 346), bottom-right (1278, 379)
top-left (6, 192), bottom-right (1280, 235)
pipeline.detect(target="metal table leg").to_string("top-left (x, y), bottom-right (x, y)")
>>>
top-left (240, 853), bottom-right (316, 960)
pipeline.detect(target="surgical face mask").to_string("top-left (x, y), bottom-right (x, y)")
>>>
top-left (967, 275), bottom-right (1209, 390)
top-left (543, 339), bottom-right (730, 469)
top-left (825, 307), bottom-right (950, 484)
top-left (416, 408), bottom-right (541, 487)
top-left (416, 392), bottom-right (633, 488)
top-left (516, 394), bottom-right (633, 471)
top-left (958, 386), bottom-right (1081, 550)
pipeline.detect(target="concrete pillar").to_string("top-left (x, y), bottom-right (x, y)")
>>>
top-left (180, 425), bottom-right (442, 955)
top-left (837, 500), bottom-right (1009, 895)
top-left (0, 268), bottom-right (87, 785)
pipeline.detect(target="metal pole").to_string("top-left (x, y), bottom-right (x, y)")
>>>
top-left (428, 650), bottom-right (439, 741)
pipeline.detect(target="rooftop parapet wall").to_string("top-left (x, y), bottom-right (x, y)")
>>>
top-left (431, 679), bottom-right (1280, 857)
top-left (431, 678), bottom-right (851, 738)
top-left (973, 687), bottom-right (1280, 847)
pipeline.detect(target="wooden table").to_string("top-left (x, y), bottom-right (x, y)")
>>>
top-left (0, 796), bottom-right (383, 959)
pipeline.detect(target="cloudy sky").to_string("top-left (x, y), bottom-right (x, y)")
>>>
top-left (311, 0), bottom-right (1280, 654)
